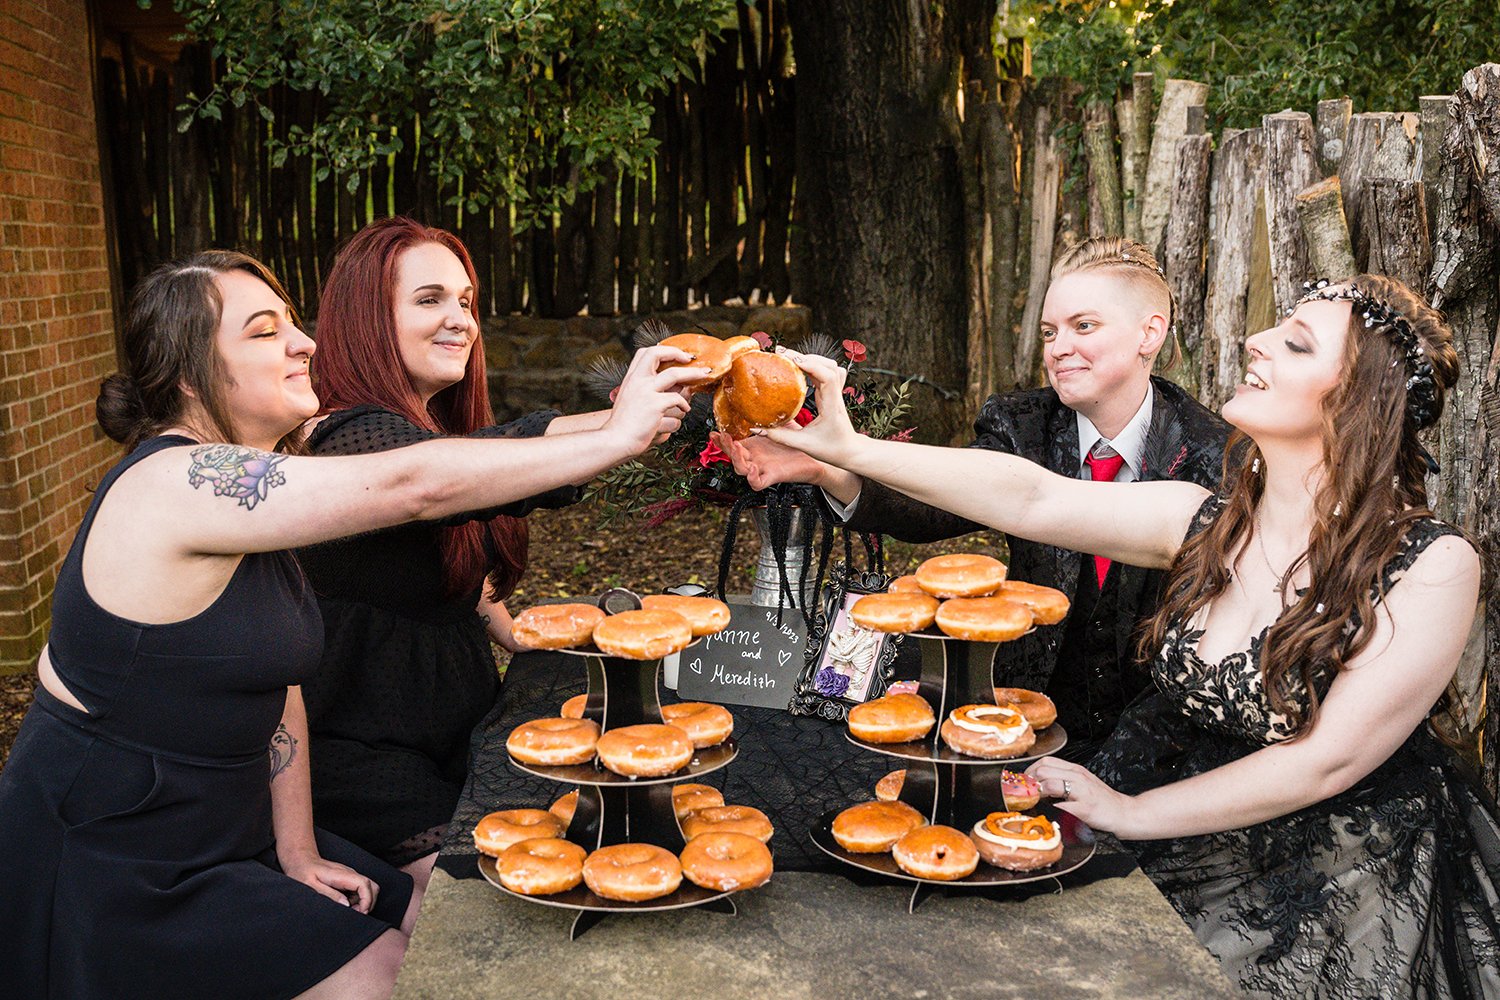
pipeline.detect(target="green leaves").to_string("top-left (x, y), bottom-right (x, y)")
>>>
top-left (172, 0), bottom-right (733, 224)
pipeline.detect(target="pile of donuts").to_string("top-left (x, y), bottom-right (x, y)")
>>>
top-left (830, 769), bottom-right (1062, 880)
top-left (849, 553), bottom-right (1070, 641)
top-left (474, 783), bottom-right (774, 900)
top-left (657, 331), bottom-right (808, 440)
top-left (511, 593), bottom-right (731, 659)
top-left (848, 683), bottom-right (1058, 758)
top-left (507, 689), bottom-right (736, 777)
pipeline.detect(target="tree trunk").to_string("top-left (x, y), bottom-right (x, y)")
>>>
top-left (787, 0), bottom-right (984, 442)
top-left (1262, 111), bottom-right (1320, 315)
top-left (1359, 179), bottom-right (1431, 290)
top-left (1339, 111), bottom-right (1393, 259)
top-left (979, 93), bottom-right (1020, 394)
top-left (1295, 176), bottom-right (1358, 281)
top-left (1201, 127), bottom-right (1265, 409)
top-left (588, 162), bottom-right (619, 315)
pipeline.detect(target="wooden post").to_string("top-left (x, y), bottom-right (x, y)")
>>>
top-left (1456, 64), bottom-right (1500, 228)
top-left (1295, 176), bottom-right (1358, 280)
top-left (1141, 79), bottom-right (1209, 258)
top-left (963, 81), bottom-right (991, 411)
top-left (1084, 101), bottom-right (1123, 237)
top-left (1262, 111), bottom-right (1320, 315)
top-left (1201, 127), bottom-right (1265, 409)
top-left (980, 97), bottom-right (1020, 394)
top-left (1359, 178), bottom-right (1431, 290)
top-left (1016, 101), bottom-right (1059, 388)
top-left (1419, 95), bottom-right (1454, 233)
top-left (1315, 97), bottom-right (1352, 176)
top-left (1163, 132), bottom-right (1211, 374)
top-left (1339, 111), bottom-right (1393, 258)
top-left (1128, 72), bottom-right (1153, 242)
top-left (587, 162), bottom-right (620, 315)
top-left (1371, 112), bottom-right (1422, 182)
top-left (1116, 96), bottom-right (1139, 240)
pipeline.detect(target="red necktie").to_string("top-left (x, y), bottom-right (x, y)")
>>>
top-left (1084, 450), bottom-right (1127, 587)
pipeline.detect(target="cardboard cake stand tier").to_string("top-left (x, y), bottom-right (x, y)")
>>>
top-left (813, 630), bottom-right (1096, 911)
top-left (493, 641), bottom-right (742, 939)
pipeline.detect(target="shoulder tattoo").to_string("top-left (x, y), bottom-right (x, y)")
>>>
top-left (188, 445), bottom-right (288, 510)
top-left (269, 723), bottom-right (297, 780)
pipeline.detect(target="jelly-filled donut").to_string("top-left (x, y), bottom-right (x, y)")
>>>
top-left (847, 693), bottom-right (936, 744)
top-left (892, 824), bottom-right (979, 880)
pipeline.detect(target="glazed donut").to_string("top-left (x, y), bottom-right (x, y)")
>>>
top-left (594, 723), bottom-right (694, 777)
top-left (549, 789), bottom-right (579, 825)
top-left (892, 824), bottom-right (979, 881)
top-left (972, 811), bottom-right (1064, 870)
top-left (831, 800), bottom-right (927, 853)
top-left (582, 843), bottom-right (683, 902)
top-left (640, 594), bottom-right (731, 637)
top-left (1001, 770), bottom-right (1041, 811)
top-left (511, 603), bottom-right (606, 651)
top-left (679, 832), bottom-right (774, 892)
top-left (886, 574), bottom-right (926, 594)
top-left (473, 808), bottom-right (565, 856)
top-left (875, 768), bottom-right (906, 803)
top-left (992, 687), bottom-right (1058, 730)
top-left (671, 782), bottom-right (725, 820)
top-left (507, 717), bottom-right (600, 767)
top-left (658, 332), bottom-right (733, 387)
top-left (720, 350), bottom-right (809, 431)
top-left (914, 554), bottom-right (1007, 598)
top-left (849, 592), bottom-right (940, 633)
top-left (722, 335), bottom-right (762, 362)
top-left (592, 609), bottom-right (694, 660)
top-left (495, 837), bottom-right (587, 896)
top-left (560, 693), bottom-right (588, 719)
top-left (847, 693), bottom-right (936, 744)
top-left (680, 805), bottom-right (774, 844)
top-left (992, 580), bottom-right (1071, 625)
top-left (934, 596), bottom-right (1033, 642)
top-left (939, 704), bottom-right (1036, 759)
top-left (659, 702), bottom-right (734, 748)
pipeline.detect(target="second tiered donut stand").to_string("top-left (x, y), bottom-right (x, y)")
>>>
top-left (811, 624), bottom-right (1096, 912)
top-left (478, 589), bottom-right (741, 939)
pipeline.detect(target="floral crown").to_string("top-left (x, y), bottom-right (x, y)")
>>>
top-left (1292, 278), bottom-right (1439, 430)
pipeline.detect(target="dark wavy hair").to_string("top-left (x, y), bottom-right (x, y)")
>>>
top-left (312, 216), bottom-right (527, 601)
top-left (1136, 274), bottom-right (1462, 735)
top-left (97, 250), bottom-right (305, 453)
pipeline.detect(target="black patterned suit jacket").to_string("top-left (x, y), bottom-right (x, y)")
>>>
top-left (846, 375), bottom-right (1233, 698)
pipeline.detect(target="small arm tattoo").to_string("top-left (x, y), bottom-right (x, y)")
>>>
top-left (188, 444), bottom-right (288, 510)
top-left (269, 723), bottom-right (297, 780)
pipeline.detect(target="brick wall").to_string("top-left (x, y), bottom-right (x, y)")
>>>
top-left (0, 0), bottom-right (119, 673)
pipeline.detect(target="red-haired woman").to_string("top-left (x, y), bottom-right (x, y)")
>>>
top-left (296, 217), bottom-right (629, 890)
top-left (762, 276), bottom-right (1499, 997)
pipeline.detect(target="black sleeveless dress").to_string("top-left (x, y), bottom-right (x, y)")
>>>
top-left (0, 435), bottom-right (412, 1000)
top-left (1092, 496), bottom-right (1500, 999)
top-left (296, 405), bottom-right (580, 865)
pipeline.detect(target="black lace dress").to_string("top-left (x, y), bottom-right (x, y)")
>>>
top-left (296, 406), bottom-right (580, 866)
top-left (1092, 497), bottom-right (1500, 999)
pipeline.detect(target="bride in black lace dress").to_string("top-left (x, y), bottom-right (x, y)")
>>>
top-left (763, 274), bottom-right (1499, 998)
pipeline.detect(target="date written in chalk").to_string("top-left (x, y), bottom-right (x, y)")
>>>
top-left (676, 604), bottom-right (809, 710)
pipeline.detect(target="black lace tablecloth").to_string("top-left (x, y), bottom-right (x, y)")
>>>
top-left (438, 650), bottom-right (1137, 890)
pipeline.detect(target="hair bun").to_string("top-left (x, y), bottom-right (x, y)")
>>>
top-left (95, 373), bottom-right (148, 444)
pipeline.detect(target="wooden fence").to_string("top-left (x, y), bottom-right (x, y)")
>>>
top-left (94, 0), bottom-right (797, 319)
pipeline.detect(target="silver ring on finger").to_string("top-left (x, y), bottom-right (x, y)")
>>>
top-left (1062, 779), bottom-right (1073, 799)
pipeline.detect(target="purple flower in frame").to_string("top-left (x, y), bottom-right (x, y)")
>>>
top-left (814, 667), bottom-right (850, 698)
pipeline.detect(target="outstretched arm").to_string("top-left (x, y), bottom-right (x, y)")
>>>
top-left (761, 349), bottom-right (1205, 568)
top-left (1029, 534), bottom-right (1481, 838)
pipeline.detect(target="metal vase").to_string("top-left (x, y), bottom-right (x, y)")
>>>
top-left (748, 505), bottom-right (816, 608)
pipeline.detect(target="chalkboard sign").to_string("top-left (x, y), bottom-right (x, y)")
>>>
top-left (675, 601), bottom-right (809, 709)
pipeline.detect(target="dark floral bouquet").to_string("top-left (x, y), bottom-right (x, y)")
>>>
top-left (584, 324), bottom-right (916, 527)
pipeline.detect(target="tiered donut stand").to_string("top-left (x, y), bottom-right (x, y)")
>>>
top-left (478, 590), bottom-right (741, 939)
top-left (811, 627), bottom-right (1096, 912)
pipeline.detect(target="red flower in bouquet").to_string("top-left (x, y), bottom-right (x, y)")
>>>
top-left (697, 437), bottom-right (730, 467)
top-left (842, 339), bottom-right (867, 363)
top-left (794, 407), bottom-right (815, 426)
top-left (751, 330), bottom-right (774, 349)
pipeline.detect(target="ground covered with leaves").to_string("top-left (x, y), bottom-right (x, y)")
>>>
top-left (0, 501), bottom-right (1005, 769)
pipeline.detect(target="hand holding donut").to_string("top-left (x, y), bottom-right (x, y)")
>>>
top-left (1025, 756), bottom-right (1139, 837)
top-left (717, 430), bottom-right (833, 493)
top-left (752, 348), bottom-right (863, 467)
top-left (604, 343), bottom-right (704, 454)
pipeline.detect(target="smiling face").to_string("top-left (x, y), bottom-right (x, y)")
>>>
top-left (210, 268), bottom-right (318, 446)
top-left (393, 242), bottom-right (479, 403)
top-left (1040, 270), bottom-right (1168, 425)
top-left (1222, 296), bottom-right (1351, 442)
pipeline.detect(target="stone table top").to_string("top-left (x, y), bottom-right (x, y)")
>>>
top-left (393, 868), bottom-right (1238, 1000)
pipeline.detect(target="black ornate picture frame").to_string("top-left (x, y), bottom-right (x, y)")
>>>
top-left (787, 562), bottom-right (905, 720)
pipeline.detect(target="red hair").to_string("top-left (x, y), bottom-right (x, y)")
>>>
top-left (313, 216), bottom-right (527, 599)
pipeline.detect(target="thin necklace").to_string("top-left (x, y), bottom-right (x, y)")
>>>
top-left (1253, 512), bottom-right (1294, 595)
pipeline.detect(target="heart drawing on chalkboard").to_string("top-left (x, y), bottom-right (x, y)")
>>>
top-left (778, 650), bottom-right (792, 666)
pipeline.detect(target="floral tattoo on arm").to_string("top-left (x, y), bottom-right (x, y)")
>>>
top-left (269, 723), bottom-right (297, 780)
top-left (188, 445), bottom-right (288, 510)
